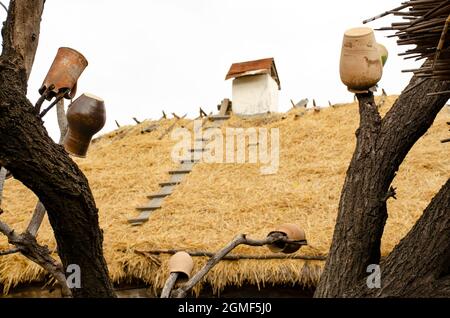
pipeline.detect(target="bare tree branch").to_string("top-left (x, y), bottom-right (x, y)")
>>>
top-left (39, 90), bottom-right (67, 118)
top-left (2, 0), bottom-right (45, 80)
top-left (171, 233), bottom-right (307, 298)
top-left (136, 249), bottom-right (325, 261)
top-left (0, 1), bottom-right (8, 13)
top-left (161, 273), bottom-right (179, 298)
top-left (56, 98), bottom-right (68, 143)
top-left (26, 201), bottom-right (46, 237)
top-left (0, 247), bottom-right (19, 256)
top-left (0, 167), bottom-right (6, 207)
top-left (0, 220), bottom-right (71, 297)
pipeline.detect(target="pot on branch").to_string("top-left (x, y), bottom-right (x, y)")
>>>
top-left (64, 93), bottom-right (106, 158)
top-left (267, 224), bottom-right (307, 254)
top-left (39, 47), bottom-right (88, 100)
top-left (168, 251), bottom-right (194, 283)
top-left (340, 27), bottom-right (384, 93)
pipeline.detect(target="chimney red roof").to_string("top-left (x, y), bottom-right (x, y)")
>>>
top-left (225, 57), bottom-right (281, 90)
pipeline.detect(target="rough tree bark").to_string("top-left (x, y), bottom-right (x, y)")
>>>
top-left (314, 74), bottom-right (450, 298)
top-left (0, 0), bottom-right (115, 297)
top-left (27, 100), bottom-right (68, 237)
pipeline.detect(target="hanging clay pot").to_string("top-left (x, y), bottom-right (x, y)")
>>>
top-left (339, 27), bottom-right (383, 93)
top-left (39, 47), bottom-right (88, 100)
top-left (267, 224), bottom-right (307, 254)
top-left (376, 43), bottom-right (389, 67)
top-left (168, 252), bottom-right (194, 282)
top-left (64, 93), bottom-right (106, 158)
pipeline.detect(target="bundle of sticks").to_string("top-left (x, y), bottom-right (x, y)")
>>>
top-left (365, 0), bottom-right (450, 81)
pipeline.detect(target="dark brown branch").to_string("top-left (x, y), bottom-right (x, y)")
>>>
top-left (315, 74), bottom-right (450, 298)
top-left (377, 179), bottom-right (450, 298)
top-left (0, 1), bottom-right (7, 12)
top-left (382, 186), bottom-right (397, 202)
top-left (349, 179), bottom-right (450, 298)
top-left (362, 4), bottom-right (409, 24)
top-left (35, 84), bottom-right (54, 113)
top-left (0, 247), bottom-right (19, 256)
top-left (199, 108), bottom-right (208, 118)
top-left (39, 90), bottom-right (67, 118)
top-left (0, 220), bottom-right (71, 297)
top-left (0, 0), bottom-right (116, 297)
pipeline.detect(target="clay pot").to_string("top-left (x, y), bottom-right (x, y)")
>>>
top-left (39, 47), bottom-right (88, 100)
top-left (376, 43), bottom-right (389, 67)
top-left (64, 93), bottom-right (106, 158)
top-left (168, 252), bottom-right (194, 282)
top-left (267, 224), bottom-right (307, 254)
top-left (339, 27), bottom-right (383, 93)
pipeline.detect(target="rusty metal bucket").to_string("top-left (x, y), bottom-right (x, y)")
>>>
top-left (64, 93), bottom-right (106, 158)
top-left (39, 47), bottom-right (88, 100)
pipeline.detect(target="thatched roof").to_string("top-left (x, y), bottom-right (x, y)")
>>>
top-left (366, 1), bottom-right (450, 82)
top-left (0, 96), bottom-right (448, 295)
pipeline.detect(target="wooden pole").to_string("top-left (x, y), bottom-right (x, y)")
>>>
top-left (160, 273), bottom-right (180, 298)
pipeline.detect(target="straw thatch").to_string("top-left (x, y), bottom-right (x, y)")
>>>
top-left (366, 0), bottom-right (450, 81)
top-left (0, 96), bottom-right (448, 296)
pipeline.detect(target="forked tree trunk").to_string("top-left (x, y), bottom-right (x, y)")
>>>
top-left (0, 0), bottom-right (115, 297)
top-left (315, 74), bottom-right (450, 298)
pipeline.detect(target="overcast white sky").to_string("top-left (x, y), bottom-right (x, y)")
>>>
top-left (1, 1), bottom-right (417, 141)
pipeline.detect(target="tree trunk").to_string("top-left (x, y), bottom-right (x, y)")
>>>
top-left (315, 74), bottom-right (450, 298)
top-left (0, 0), bottom-right (115, 297)
top-left (351, 179), bottom-right (450, 298)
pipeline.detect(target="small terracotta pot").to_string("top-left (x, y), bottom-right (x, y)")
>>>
top-left (340, 27), bottom-right (383, 93)
top-left (376, 43), bottom-right (389, 67)
top-left (64, 93), bottom-right (106, 158)
top-left (39, 47), bottom-right (88, 100)
top-left (168, 252), bottom-right (194, 282)
top-left (267, 224), bottom-right (307, 254)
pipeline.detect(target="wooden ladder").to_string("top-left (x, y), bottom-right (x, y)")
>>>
top-left (128, 102), bottom-right (231, 226)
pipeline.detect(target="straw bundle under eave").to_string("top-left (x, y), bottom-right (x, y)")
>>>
top-left (0, 97), bottom-right (448, 296)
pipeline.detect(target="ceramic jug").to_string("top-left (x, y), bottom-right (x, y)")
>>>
top-left (64, 93), bottom-right (106, 158)
top-left (340, 27), bottom-right (383, 93)
top-left (267, 224), bottom-right (307, 254)
top-left (168, 252), bottom-right (194, 282)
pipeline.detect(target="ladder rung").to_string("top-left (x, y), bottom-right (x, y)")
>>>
top-left (147, 193), bottom-right (170, 199)
top-left (169, 170), bottom-right (191, 175)
top-left (160, 182), bottom-right (180, 187)
top-left (136, 206), bottom-right (161, 212)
